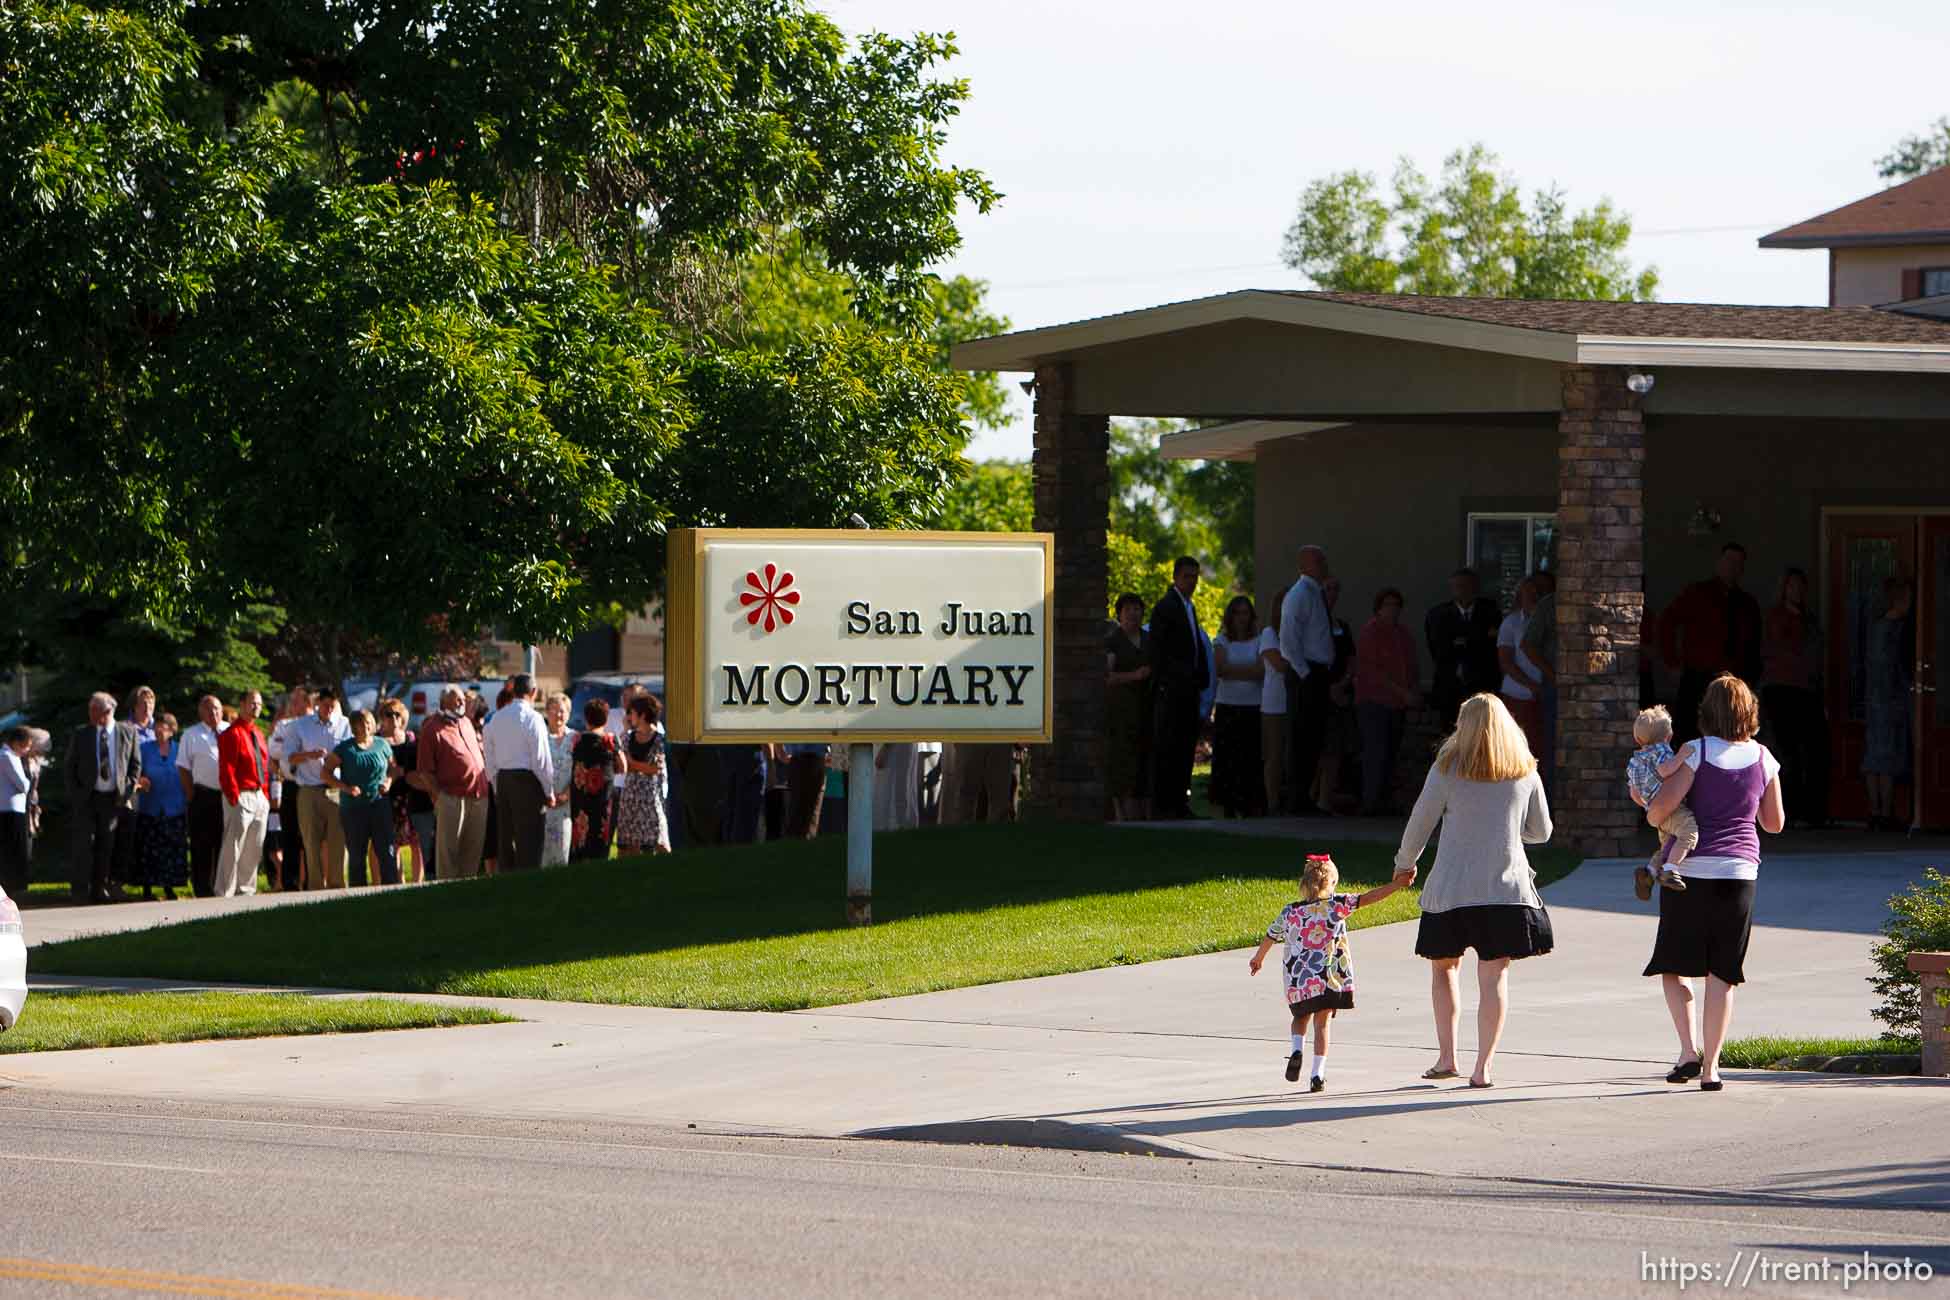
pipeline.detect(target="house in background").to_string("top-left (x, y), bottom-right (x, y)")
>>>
top-left (1761, 166), bottom-right (1950, 312)
top-left (952, 171), bottom-right (1950, 850)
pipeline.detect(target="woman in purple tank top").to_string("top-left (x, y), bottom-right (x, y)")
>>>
top-left (1643, 675), bottom-right (1785, 1092)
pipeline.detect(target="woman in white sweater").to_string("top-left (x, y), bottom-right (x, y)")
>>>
top-left (1395, 693), bottom-right (1554, 1087)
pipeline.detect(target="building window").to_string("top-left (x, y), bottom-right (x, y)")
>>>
top-left (1466, 513), bottom-right (1556, 611)
top-left (1923, 267), bottom-right (1950, 298)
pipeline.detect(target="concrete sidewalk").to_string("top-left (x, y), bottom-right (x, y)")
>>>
top-left (8, 851), bottom-right (1945, 1207)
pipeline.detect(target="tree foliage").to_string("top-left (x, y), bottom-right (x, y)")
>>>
top-left (18, 595), bottom-right (283, 730)
top-left (1877, 117), bottom-right (1950, 182)
top-left (1, 0), bottom-right (995, 676)
top-left (727, 229), bottom-right (1011, 430)
top-left (1281, 144), bottom-right (1657, 301)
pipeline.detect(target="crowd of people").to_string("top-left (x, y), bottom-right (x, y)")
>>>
top-left (1116, 539), bottom-right (1856, 833)
top-left (0, 673), bottom-right (1033, 905)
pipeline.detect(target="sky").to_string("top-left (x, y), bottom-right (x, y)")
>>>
top-left (828, 0), bottom-right (1950, 460)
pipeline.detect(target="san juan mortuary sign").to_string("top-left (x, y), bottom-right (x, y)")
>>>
top-left (665, 528), bottom-right (1055, 745)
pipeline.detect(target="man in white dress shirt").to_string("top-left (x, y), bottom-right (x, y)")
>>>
top-left (482, 673), bottom-right (555, 871)
top-left (176, 694), bottom-right (228, 897)
top-left (1279, 546), bottom-right (1336, 817)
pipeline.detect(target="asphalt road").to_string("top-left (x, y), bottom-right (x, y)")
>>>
top-left (3, 1091), bottom-right (1945, 1298)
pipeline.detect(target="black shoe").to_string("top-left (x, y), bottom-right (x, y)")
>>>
top-left (1308, 1076), bottom-right (1325, 1093)
top-left (1665, 1059), bottom-right (1701, 1083)
top-left (1291, 802), bottom-right (1324, 818)
top-left (1284, 1052), bottom-right (1303, 1082)
top-left (1700, 1079), bottom-right (1724, 1092)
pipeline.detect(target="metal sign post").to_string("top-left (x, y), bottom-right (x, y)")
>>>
top-left (846, 743), bottom-right (875, 926)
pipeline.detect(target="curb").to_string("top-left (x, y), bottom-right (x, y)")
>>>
top-left (851, 1118), bottom-right (1241, 1161)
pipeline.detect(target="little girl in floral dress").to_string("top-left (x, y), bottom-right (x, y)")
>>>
top-left (1249, 853), bottom-right (1414, 1091)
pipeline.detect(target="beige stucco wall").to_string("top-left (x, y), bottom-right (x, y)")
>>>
top-left (1253, 416), bottom-right (1950, 684)
top-left (1253, 422), bottom-right (1558, 638)
top-left (1831, 244), bottom-right (1950, 306)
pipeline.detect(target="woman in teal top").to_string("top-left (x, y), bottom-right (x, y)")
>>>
top-left (323, 709), bottom-right (397, 887)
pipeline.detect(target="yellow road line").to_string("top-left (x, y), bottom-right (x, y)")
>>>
top-left (0, 1257), bottom-right (432, 1299)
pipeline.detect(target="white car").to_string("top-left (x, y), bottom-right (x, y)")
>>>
top-left (0, 886), bottom-right (24, 1032)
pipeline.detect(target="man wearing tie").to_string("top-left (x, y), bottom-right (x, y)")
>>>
top-left (215, 690), bottom-right (271, 897)
top-left (1149, 557), bottom-right (1212, 820)
top-left (1279, 546), bottom-right (1336, 818)
top-left (62, 692), bottom-right (143, 903)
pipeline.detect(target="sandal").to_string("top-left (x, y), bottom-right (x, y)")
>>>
top-left (1468, 1079), bottom-right (1494, 1088)
top-left (1421, 1066), bottom-right (1460, 1080)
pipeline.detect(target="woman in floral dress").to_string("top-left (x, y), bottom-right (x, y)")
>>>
top-left (570, 698), bottom-right (623, 860)
top-left (616, 693), bottom-right (669, 855)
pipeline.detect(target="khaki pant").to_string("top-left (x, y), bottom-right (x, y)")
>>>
top-left (437, 793), bottom-right (488, 879)
top-left (1654, 805), bottom-right (1701, 870)
top-left (1261, 712), bottom-right (1288, 816)
top-left (296, 785), bottom-right (346, 890)
top-left (215, 790), bottom-right (269, 897)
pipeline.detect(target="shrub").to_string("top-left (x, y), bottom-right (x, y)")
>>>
top-left (1869, 868), bottom-right (1950, 1035)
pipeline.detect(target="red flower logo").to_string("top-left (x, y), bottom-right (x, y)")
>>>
top-left (740, 563), bottom-right (800, 633)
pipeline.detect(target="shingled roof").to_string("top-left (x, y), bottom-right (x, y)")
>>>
top-left (1759, 168), bottom-right (1950, 249)
top-left (1279, 290), bottom-right (1950, 345)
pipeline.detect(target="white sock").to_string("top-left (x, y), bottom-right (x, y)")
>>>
top-left (1311, 1054), bottom-right (1327, 1080)
top-left (1290, 1033), bottom-right (1306, 1054)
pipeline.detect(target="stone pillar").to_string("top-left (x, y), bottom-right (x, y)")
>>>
top-left (1028, 362), bottom-right (1110, 821)
top-left (1554, 366), bottom-right (1646, 857)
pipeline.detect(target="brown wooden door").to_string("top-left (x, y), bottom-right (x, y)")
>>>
top-left (1919, 520), bottom-right (1950, 825)
top-left (1827, 515), bottom-right (1917, 824)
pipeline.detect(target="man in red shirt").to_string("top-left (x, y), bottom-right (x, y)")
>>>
top-left (418, 686), bottom-right (489, 878)
top-left (215, 690), bottom-right (271, 897)
top-left (1660, 542), bottom-right (1764, 741)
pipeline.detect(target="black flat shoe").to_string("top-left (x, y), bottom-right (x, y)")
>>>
top-left (1700, 1080), bottom-right (1724, 1092)
top-left (1308, 1077), bottom-right (1325, 1093)
top-left (1284, 1052), bottom-right (1303, 1083)
top-left (1666, 1060), bottom-right (1702, 1083)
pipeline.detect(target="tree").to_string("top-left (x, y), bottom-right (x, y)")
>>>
top-left (728, 229), bottom-right (1012, 431)
top-left (1281, 144), bottom-right (1658, 300)
top-left (1877, 117), bottom-right (1950, 182)
top-left (2, 1), bottom-right (995, 659)
top-left (935, 459), bottom-right (1033, 532)
top-left (17, 595), bottom-right (283, 730)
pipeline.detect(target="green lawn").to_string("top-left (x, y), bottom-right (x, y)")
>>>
top-left (1, 990), bottom-right (512, 1054)
top-left (30, 824), bottom-right (1586, 1012)
top-left (1719, 1035), bottom-right (1923, 1070)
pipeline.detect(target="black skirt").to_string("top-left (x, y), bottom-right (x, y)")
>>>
top-left (1642, 876), bottom-right (1755, 986)
top-left (1285, 989), bottom-right (1355, 1017)
top-left (1414, 904), bottom-right (1554, 962)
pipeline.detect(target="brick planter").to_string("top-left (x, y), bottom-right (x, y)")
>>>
top-left (1906, 951), bottom-right (1950, 1077)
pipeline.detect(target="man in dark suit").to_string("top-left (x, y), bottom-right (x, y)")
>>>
top-left (63, 691), bottom-right (144, 902)
top-left (1425, 568), bottom-right (1504, 731)
top-left (1149, 556), bottom-right (1212, 819)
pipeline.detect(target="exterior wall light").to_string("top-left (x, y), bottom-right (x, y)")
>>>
top-left (1625, 372), bottom-right (1656, 394)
